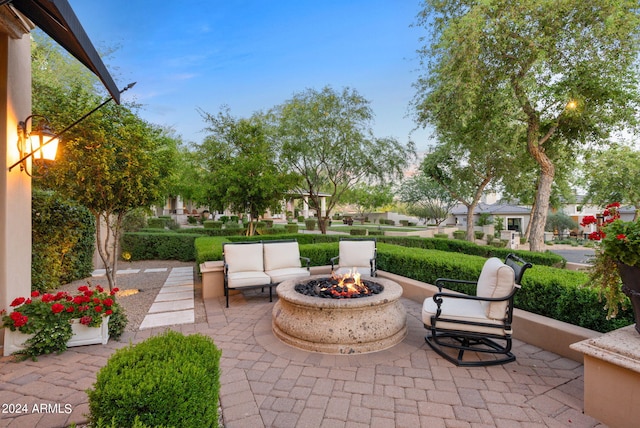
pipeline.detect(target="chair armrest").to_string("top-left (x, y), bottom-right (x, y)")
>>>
top-left (300, 256), bottom-right (311, 270)
top-left (434, 278), bottom-right (477, 292)
top-left (330, 255), bottom-right (339, 271)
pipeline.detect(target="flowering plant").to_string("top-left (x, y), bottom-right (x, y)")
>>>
top-left (582, 202), bottom-right (640, 318)
top-left (1, 285), bottom-right (125, 360)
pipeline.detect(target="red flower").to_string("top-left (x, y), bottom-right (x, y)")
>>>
top-left (617, 234), bottom-right (627, 240)
top-left (606, 202), bottom-right (621, 208)
top-left (588, 231), bottom-right (605, 241)
top-left (580, 215), bottom-right (597, 227)
top-left (78, 286), bottom-right (89, 292)
top-left (51, 303), bottom-right (65, 314)
top-left (105, 309), bottom-right (113, 316)
top-left (31, 291), bottom-right (40, 298)
top-left (83, 290), bottom-right (93, 298)
top-left (93, 298), bottom-right (101, 304)
top-left (73, 296), bottom-right (84, 305)
top-left (41, 294), bottom-right (54, 303)
top-left (94, 306), bottom-right (103, 313)
top-left (54, 291), bottom-right (66, 301)
top-left (10, 311), bottom-right (28, 327)
top-left (66, 307), bottom-right (75, 313)
top-left (96, 285), bottom-right (104, 293)
top-left (25, 299), bottom-right (32, 304)
top-left (10, 297), bottom-right (25, 307)
top-left (79, 316), bottom-right (92, 325)
top-left (110, 288), bottom-right (120, 295)
top-left (102, 298), bottom-right (114, 307)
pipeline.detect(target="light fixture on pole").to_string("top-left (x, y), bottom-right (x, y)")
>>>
top-left (10, 115), bottom-right (60, 175)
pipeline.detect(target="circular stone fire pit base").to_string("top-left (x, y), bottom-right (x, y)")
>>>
top-left (272, 276), bottom-right (407, 354)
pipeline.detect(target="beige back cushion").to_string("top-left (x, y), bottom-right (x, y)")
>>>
top-left (264, 241), bottom-right (301, 271)
top-left (225, 243), bottom-right (264, 273)
top-left (476, 257), bottom-right (516, 319)
top-left (339, 240), bottom-right (375, 268)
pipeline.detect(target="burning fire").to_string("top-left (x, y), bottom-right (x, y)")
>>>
top-left (325, 269), bottom-right (373, 298)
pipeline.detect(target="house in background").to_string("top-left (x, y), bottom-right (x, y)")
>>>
top-left (448, 202), bottom-right (532, 233)
top-left (1, 0), bottom-right (119, 355)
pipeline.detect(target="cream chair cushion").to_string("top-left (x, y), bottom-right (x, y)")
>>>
top-left (263, 241), bottom-right (302, 271)
top-left (338, 240), bottom-right (375, 270)
top-left (475, 257), bottom-right (516, 319)
top-left (422, 298), bottom-right (511, 335)
top-left (225, 243), bottom-right (264, 273)
top-left (227, 271), bottom-right (271, 288)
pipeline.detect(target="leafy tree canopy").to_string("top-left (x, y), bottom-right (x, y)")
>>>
top-left (274, 86), bottom-right (415, 233)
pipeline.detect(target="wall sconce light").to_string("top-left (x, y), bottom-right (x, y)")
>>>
top-left (9, 115), bottom-right (60, 175)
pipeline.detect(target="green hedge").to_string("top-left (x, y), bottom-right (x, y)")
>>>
top-left (376, 236), bottom-right (564, 267)
top-left (203, 220), bottom-right (223, 229)
top-left (32, 190), bottom-right (95, 292)
top-left (88, 331), bottom-right (221, 428)
top-left (121, 232), bottom-right (201, 261)
top-left (147, 218), bottom-right (166, 229)
top-left (350, 228), bottom-right (368, 236)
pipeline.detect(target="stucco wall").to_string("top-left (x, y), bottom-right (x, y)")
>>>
top-left (1, 32), bottom-right (32, 354)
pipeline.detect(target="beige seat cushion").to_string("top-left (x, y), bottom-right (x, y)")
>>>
top-left (422, 298), bottom-right (511, 335)
top-left (227, 271), bottom-right (271, 288)
top-left (225, 243), bottom-right (264, 273)
top-left (338, 240), bottom-right (375, 270)
top-left (266, 267), bottom-right (310, 284)
top-left (475, 257), bottom-right (516, 319)
top-left (263, 241), bottom-right (302, 271)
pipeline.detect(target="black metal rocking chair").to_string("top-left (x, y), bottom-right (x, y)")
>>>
top-left (422, 253), bottom-right (532, 367)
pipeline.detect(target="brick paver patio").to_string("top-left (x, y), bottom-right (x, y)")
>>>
top-left (0, 267), bottom-right (605, 428)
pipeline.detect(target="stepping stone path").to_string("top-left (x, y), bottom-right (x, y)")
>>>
top-left (91, 266), bottom-right (195, 329)
top-left (139, 267), bottom-right (195, 329)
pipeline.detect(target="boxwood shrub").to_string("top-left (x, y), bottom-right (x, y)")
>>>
top-left (88, 331), bottom-right (221, 428)
top-left (121, 232), bottom-right (201, 261)
top-left (204, 220), bottom-right (223, 229)
top-left (32, 190), bottom-right (95, 291)
top-left (350, 228), bottom-right (368, 236)
top-left (285, 223), bottom-right (299, 233)
top-left (147, 217), bottom-right (165, 229)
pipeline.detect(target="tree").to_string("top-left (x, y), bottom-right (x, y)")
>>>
top-left (346, 183), bottom-right (393, 224)
top-left (421, 145), bottom-right (497, 242)
top-left (197, 108), bottom-right (298, 234)
top-left (545, 212), bottom-right (579, 236)
top-left (414, 0), bottom-right (640, 251)
top-left (274, 86), bottom-right (414, 233)
top-left (31, 32), bottom-right (177, 290)
top-left (582, 144), bottom-right (640, 220)
top-left (398, 172), bottom-right (456, 225)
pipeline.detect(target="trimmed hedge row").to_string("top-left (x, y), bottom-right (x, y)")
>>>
top-left (121, 232), bottom-right (201, 261)
top-left (376, 236), bottom-right (564, 267)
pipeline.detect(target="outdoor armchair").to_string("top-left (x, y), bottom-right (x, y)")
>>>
top-left (422, 253), bottom-right (532, 367)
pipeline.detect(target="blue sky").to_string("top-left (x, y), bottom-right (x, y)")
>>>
top-left (69, 0), bottom-right (433, 150)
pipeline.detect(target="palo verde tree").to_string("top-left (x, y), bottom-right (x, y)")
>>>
top-left (582, 143), bottom-right (640, 220)
top-left (274, 86), bottom-right (414, 234)
top-left (197, 108), bottom-right (298, 235)
top-left (345, 183), bottom-right (394, 224)
top-left (414, 0), bottom-right (640, 251)
top-left (398, 172), bottom-right (456, 225)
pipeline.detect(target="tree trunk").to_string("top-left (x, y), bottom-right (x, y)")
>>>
top-left (94, 212), bottom-right (118, 291)
top-left (527, 140), bottom-right (555, 252)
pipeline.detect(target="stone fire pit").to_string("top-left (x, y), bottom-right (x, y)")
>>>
top-left (272, 275), bottom-right (407, 354)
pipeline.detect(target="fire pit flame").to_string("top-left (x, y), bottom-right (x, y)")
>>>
top-left (327, 268), bottom-right (371, 298)
top-left (295, 270), bottom-right (383, 299)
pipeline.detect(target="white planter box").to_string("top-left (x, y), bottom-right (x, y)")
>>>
top-left (3, 316), bottom-right (109, 356)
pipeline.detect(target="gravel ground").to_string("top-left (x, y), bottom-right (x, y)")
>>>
top-left (59, 260), bottom-right (205, 332)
